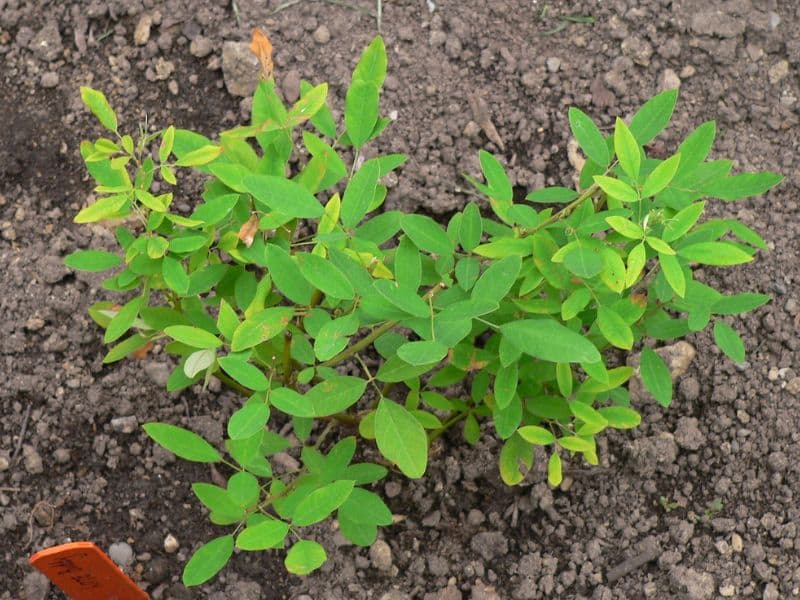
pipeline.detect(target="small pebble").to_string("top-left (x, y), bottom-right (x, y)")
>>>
top-left (312, 25), bottom-right (330, 44)
top-left (53, 448), bottom-right (71, 464)
top-left (23, 445), bottom-right (44, 475)
top-left (108, 542), bottom-right (134, 568)
top-left (40, 72), bottom-right (59, 88)
top-left (134, 14), bottom-right (152, 46)
top-left (370, 539), bottom-right (393, 571)
top-left (111, 416), bottom-right (138, 434)
top-left (189, 36), bottom-right (213, 58)
top-left (163, 533), bottom-right (179, 553)
top-left (546, 57), bottom-right (561, 72)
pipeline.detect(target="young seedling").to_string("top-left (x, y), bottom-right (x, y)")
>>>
top-left (67, 31), bottom-right (781, 586)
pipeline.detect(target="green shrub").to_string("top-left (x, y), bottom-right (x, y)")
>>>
top-left (68, 36), bottom-right (781, 586)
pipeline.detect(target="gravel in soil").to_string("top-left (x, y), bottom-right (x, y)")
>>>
top-left (1, 0), bottom-right (799, 598)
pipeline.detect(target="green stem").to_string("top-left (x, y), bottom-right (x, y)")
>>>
top-left (428, 410), bottom-right (469, 443)
top-left (525, 182), bottom-right (600, 236)
top-left (320, 319), bottom-right (398, 368)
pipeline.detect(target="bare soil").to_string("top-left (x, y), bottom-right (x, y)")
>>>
top-left (1, 0), bottom-right (798, 598)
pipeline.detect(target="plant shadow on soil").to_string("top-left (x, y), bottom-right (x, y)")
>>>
top-left (1, 0), bottom-right (799, 598)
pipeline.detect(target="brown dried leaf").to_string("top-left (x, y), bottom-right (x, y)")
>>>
top-left (131, 341), bottom-right (154, 360)
top-left (249, 28), bottom-right (274, 81)
top-left (468, 93), bottom-right (505, 151)
top-left (238, 214), bottom-right (259, 247)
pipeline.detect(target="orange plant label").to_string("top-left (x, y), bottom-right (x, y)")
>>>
top-left (249, 28), bottom-right (274, 80)
top-left (29, 541), bottom-right (148, 600)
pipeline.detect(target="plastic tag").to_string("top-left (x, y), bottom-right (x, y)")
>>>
top-left (29, 541), bottom-right (148, 600)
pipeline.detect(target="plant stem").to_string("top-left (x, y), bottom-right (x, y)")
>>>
top-left (525, 181), bottom-right (600, 236)
top-left (428, 410), bottom-right (468, 443)
top-left (320, 319), bottom-right (398, 368)
top-left (216, 372), bottom-right (251, 397)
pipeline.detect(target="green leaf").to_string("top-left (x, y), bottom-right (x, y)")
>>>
top-left (459, 202), bottom-right (483, 251)
top-left (561, 287), bottom-right (592, 320)
top-left (704, 172), bottom-right (783, 201)
top-left (473, 237), bottom-right (532, 259)
top-left (625, 243), bottom-right (646, 288)
top-left (472, 255), bottom-right (522, 304)
top-left (175, 144), bottom-right (223, 167)
top-left (227, 471), bottom-right (260, 507)
top-left (285, 540), bottom-right (327, 575)
top-left (663, 202), bottom-right (705, 243)
top-left (479, 150), bottom-right (513, 202)
top-left (164, 325), bottom-right (222, 349)
top-left (162, 256), bottom-right (190, 295)
top-left (373, 279), bottom-right (430, 317)
top-left (517, 425), bottom-right (555, 445)
top-left (218, 356), bottom-right (269, 391)
top-left (244, 175), bottom-right (324, 219)
top-left (269, 387), bottom-right (314, 418)
top-left (547, 452), bottom-right (562, 487)
top-left (402, 214), bottom-right (453, 256)
top-left (397, 341), bottom-right (448, 366)
top-left (675, 120), bottom-right (716, 177)
top-left (375, 398), bottom-right (428, 478)
top-left (659, 253), bottom-right (685, 298)
top-left (593, 176), bottom-right (639, 203)
top-left (642, 154), bottom-right (681, 198)
top-left (394, 235), bottom-right (422, 290)
top-left (159, 125), bottom-right (175, 162)
top-left (353, 36), bottom-right (387, 87)
top-left (236, 519), bottom-right (290, 551)
top-left (569, 401), bottom-right (608, 428)
top-left (711, 293), bottom-right (770, 315)
top-left (104, 297), bottom-right (141, 343)
top-left (500, 319), bottom-right (601, 364)
top-left (557, 435), bottom-right (595, 453)
top-left (143, 423), bottom-right (222, 463)
top-left (563, 246), bottom-right (603, 279)
top-left (606, 216), bottom-right (644, 239)
top-left (314, 314), bottom-right (359, 361)
top-left (287, 82), bottom-right (328, 124)
top-left (341, 160), bottom-right (380, 228)
top-left (297, 252), bottom-right (355, 300)
top-left (678, 242), bottom-right (753, 266)
top-left (191, 194), bottom-right (239, 225)
top-left (231, 307), bottom-right (294, 352)
top-left (64, 249), bottom-right (121, 272)
top-left (264, 245), bottom-right (314, 305)
top-left (568, 107), bottom-right (609, 167)
top-left (629, 89), bottom-right (678, 145)
top-left (184, 349), bottom-right (216, 378)
top-left (345, 80), bottom-right (379, 149)
top-left (646, 236), bottom-right (674, 255)
top-left (614, 117), bottom-right (641, 180)
top-left (713, 320), bottom-right (745, 363)
top-left (338, 487), bottom-right (392, 526)
top-left (526, 186), bottom-right (578, 204)
top-left (494, 363), bottom-right (518, 410)
top-left (293, 480), bottom-right (355, 526)
top-left (596, 306), bottom-right (633, 350)
top-left (375, 355), bottom-right (437, 383)
top-left (182, 535), bottom-right (233, 587)
top-left (80, 87), bottom-right (118, 132)
top-left (498, 433), bottom-right (533, 485)
top-left (228, 402), bottom-right (269, 439)
top-left (305, 376), bottom-right (367, 417)
top-left (598, 406), bottom-right (641, 429)
top-left (640, 347), bottom-right (672, 407)
top-left (192, 483), bottom-right (244, 523)
top-left (74, 194), bottom-right (129, 223)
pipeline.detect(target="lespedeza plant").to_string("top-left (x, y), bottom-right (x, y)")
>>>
top-left (66, 33), bottom-right (781, 586)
